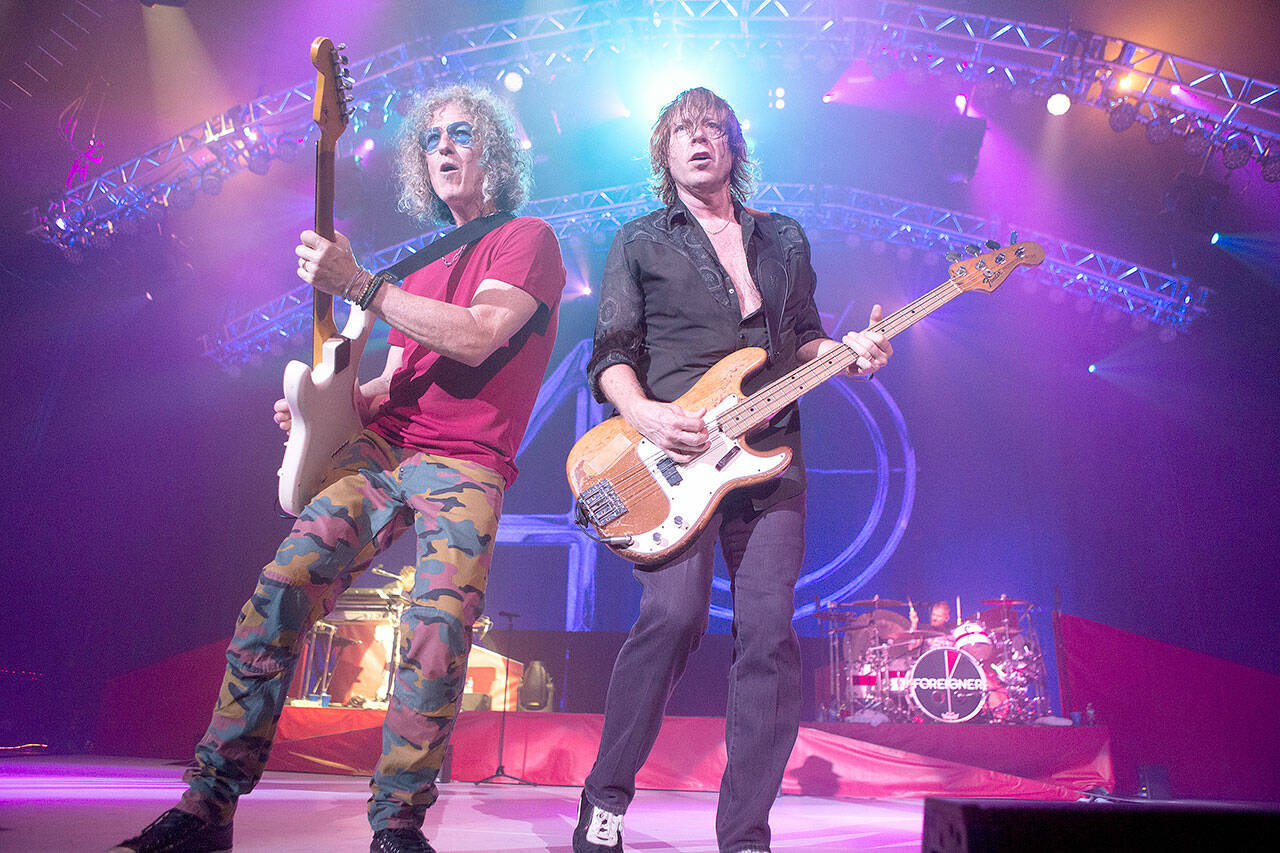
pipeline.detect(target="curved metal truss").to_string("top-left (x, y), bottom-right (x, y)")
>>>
top-left (200, 180), bottom-right (1206, 369)
top-left (27, 0), bottom-right (1279, 249)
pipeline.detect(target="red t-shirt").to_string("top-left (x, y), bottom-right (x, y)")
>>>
top-left (368, 216), bottom-right (566, 485)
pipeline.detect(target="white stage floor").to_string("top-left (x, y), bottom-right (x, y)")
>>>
top-left (0, 756), bottom-right (925, 851)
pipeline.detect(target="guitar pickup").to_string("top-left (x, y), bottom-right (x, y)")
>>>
top-left (715, 446), bottom-right (740, 471)
top-left (579, 480), bottom-right (627, 526)
top-left (656, 456), bottom-right (683, 486)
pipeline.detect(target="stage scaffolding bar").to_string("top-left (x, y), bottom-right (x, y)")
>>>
top-left (200, 181), bottom-right (1204, 369)
top-left (28, 1), bottom-right (1279, 248)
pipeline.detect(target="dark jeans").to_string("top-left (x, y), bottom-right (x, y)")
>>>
top-left (584, 490), bottom-right (805, 853)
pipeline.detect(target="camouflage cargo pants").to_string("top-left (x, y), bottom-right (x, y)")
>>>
top-left (178, 429), bottom-right (504, 831)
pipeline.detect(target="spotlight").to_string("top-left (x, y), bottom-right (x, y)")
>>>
top-left (1221, 136), bottom-right (1252, 170)
top-left (1108, 101), bottom-right (1138, 132)
top-left (771, 98), bottom-right (786, 110)
top-left (201, 171), bottom-right (223, 195)
top-left (772, 86), bottom-right (786, 98)
top-left (1262, 153), bottom-right (1280, 183)
top-left (1210, 232), bottom-right (1220, 245)
top-left (1144, 114), bottom-right (1172, 144)
top-left (1087, 364), bottom-right (1097, 374)
top-left (502, 71), bottom-right (524, 93)
top-left (54, 216), bottom-right (68, 231)
top-left (1183, 127), bottom-right (1211, 157)
top-left (1169, 83), bottom-right (1184, 97)
top-left (954, 93), bottom-right (968, 113)
top-left (1046, 92), bottom-right (1071, 116)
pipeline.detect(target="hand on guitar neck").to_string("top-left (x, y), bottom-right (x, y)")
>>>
top-left (296, 228), bottom-right (364, 300)
top-left (803, 303), bottom-right (893, 379)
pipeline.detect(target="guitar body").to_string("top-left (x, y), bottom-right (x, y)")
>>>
top-left (566, 347), bottom-right (792, 565)
top-left (278, 306), bottom-right (374, 516)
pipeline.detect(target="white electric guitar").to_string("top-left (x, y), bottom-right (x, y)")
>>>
top-left (566, 240), bottom-right (1046, 565)
top-left (278, 37), bottom-right (373, 516)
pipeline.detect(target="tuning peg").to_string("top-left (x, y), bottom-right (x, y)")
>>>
top-left (945, 251), bottom-right (961, 262)
top-left (336, 42), bottom-right (347, 51)
top-left (1010, 230), bottom-right (1018, 244)
top-left (340, 53), bottom-right (349, 65)
top-left (984, 239), bottom-right (1000, 250)
top-left (964, 244), bottom-right (980, 256)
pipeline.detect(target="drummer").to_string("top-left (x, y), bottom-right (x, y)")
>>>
top-left (909, 600), bottom-right (955, 634)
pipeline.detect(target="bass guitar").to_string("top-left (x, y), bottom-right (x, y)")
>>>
top-left (566, 240), bottom-right (1045, 565)
top-left (278, 37), bottom-right (373, 516)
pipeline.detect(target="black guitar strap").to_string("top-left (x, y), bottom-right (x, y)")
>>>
top-left (376, 211), bottom-right (516, 280)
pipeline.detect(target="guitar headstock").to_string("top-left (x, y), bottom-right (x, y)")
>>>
top-left (948, 241), bottom-right (1045, 293)
top-left (310, 37), bottom-right (352, 152)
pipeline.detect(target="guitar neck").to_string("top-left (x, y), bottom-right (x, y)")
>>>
top-left (720, 277), bottom-right (967, 438)
top-left (312, 142), bottom-right (339, 364)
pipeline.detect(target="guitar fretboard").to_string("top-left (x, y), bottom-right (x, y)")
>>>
top-left (718, 277), bottom-right (968, 439)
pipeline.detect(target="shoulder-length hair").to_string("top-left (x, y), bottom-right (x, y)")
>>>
top-left (395, 84), bottom-right (531, 225)
top-left (649, 87), bottom-right (756, 207)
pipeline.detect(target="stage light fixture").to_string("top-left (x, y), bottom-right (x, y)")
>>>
top-left (502, 71), bottom-right (524, 93)
top-left (169, 183), bottom-right (196, 210)
top-left (1145, 114), bottom-right (1172, 144)
top-left (1087, 363), bottom-right (1097, 374)
top-left (1170, 83), bottom-right (1184, 97)
top-left (1045, 92), bottom-right (1070, 116)
top-left (1108, 101), bottom-right (1138, 132)
top-left (275, 136), bottom-right (300, 163)
top-left (1183, 127), bottom-right (1211, 157)
top-left (247, 146), bottom-right (271, 176)
top-left (1221, 136), bottom-right (1252, 170)
top-left (954, 93), bottom-right (968, 113)
top-left (1261, 154), bottom-right (1280, 182)
top-left (200, 171), bottom-right (223, 195)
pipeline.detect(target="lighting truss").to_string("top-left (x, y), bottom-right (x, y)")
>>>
top-left (28, 1), bottom-right (1280, 248)
top-left (200, 181), bottom-right (1204, 369)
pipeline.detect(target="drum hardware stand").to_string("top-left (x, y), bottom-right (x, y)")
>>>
top-left (476, 611), bottom-right (534, 786)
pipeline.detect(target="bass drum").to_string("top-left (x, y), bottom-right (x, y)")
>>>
top-left (907, 647), bottom-right (988, 723)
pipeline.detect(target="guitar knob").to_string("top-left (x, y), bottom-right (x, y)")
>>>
top-left (336, 43), bottom-right (347, 51)
top-left (985, 239), bottom-right (1000, 250)
top-left (964, 244), bottom-right (980, 256)
top-left (1010, 230), bottom-right (1018, 244)
top-left (945, 251), bottom-right (961, 262)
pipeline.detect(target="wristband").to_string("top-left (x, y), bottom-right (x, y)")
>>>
top-left (357, 271), bottom-right (398, 309)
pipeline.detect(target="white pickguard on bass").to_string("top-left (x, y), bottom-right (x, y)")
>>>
top-left (277, 305), bottom-right (374, 517)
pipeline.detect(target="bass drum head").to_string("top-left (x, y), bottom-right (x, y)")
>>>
top-left (907, 647), bottom-right (987, 723)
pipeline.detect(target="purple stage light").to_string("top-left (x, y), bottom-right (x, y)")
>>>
top-left (357, 139), bottom-right (375, 157)
top-left (1046, 93), bottom-right (1071, 116)
top-left (1170, 83), bottom-right (1184, 97)
top-left (954, 93), bottom-right (968, 113)
top-left (1087, 364), bottom-right (1097, 374)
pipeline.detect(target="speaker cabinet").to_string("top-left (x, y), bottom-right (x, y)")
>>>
top-left (922, 797), bottom-right (1280, 852)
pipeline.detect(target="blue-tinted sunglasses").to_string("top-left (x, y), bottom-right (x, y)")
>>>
top-left (418, 120), bottom-right (475, 153)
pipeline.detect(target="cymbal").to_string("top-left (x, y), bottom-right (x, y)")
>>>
top-left (851, 598), bottom-right (906, 608)
top-left (846, 611), bottom-right (911, 632)
top-left (981, 597), bottom-right (1030, 607)
top-left (813, 610), bottom-right (862, 622)
top-left (894, 629), bottom-right (945, 640)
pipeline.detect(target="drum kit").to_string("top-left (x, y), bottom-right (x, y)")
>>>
top-left (819, 594), bottom-right (1050, 724)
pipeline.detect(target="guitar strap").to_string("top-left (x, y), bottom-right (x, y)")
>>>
top-left (375, 211), bottom-right (516, 281)
top-left (749, 210), bottom-right (790, 361)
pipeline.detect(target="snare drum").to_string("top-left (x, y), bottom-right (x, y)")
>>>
top-left (951, 620), bottom-right (994, 661)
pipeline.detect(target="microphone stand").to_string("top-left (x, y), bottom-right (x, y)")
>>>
top-left (475, 611), bottom-right (533, 785)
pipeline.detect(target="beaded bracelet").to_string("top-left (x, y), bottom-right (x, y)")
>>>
top-left (357, 271), bottom-right (398, 309)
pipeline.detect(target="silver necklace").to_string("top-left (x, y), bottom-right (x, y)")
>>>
top-left (700, 216), bottom-right (734, 236)
top-left (442, 245), bottom-right (467, 267)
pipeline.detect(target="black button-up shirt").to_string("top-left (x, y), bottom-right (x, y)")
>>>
top-left (586, 198), bottom-right (829, 508)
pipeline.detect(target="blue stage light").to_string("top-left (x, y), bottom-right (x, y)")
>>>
top-left (1087, 364), bottom-right (1097, 374)
top-left (1210, 232), bottom-right (1220, 244)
